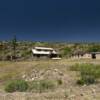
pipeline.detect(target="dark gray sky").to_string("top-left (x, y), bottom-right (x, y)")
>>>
top-left (0, 0), bottom-right (100, 42)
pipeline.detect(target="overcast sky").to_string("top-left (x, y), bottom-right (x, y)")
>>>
top-left (0, 0), bottom-right (100, 42)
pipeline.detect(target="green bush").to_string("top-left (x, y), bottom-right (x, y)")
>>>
top-left (29, 80), bottom-right (55, 93)
top-left (71, 64), bottom-right (100, 85)
top-left (77, 76), bottom-right (95, 85)
top-left (77, 79), bottom-right (85, 85)
top-left (5, 80), bottom-right (28, 92)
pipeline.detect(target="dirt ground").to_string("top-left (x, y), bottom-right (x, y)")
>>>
top-left (0, 59), bottom-right (100, 100)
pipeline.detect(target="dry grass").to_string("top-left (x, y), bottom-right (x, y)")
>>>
top-left (0, 59), bottom-right (100, 100)
top-left (0, 58), bottom-right (100, 84)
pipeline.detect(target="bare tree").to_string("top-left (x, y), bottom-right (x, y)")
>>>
top-left (12, 35), bottom-right (17, 60)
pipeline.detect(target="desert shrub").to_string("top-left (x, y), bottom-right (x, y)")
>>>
top-left (64, 91), bottom-right (69, 98)
top-left (5, 80), bottom-right (28, 92)
top-left (21, 50), bottom-right (31, 57)
top-left (80, 64), bottom-right (100, 84)
top-left (71, 64), bottom-right (100, 85)
top-left (77, 79), bottom-right (85, 85)
top-left (88, 45), bottom-right (100, 52)
top-left (62, 47), bottom-right (72, 57)
top-left (29, 80), bottom-right (55, 93)
top-left (77, 76), bottom-right (95, 85)
top-left (70, 63), bottom-right (81, 71)
top-left (57, 79), bottom-right (63, 85)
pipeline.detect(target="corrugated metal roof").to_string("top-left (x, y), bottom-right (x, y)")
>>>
top-left (34, 47), bottom-right (53, 50)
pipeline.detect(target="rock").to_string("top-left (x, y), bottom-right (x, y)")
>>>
top-left (68, 94), bottom-right (76, 99)
top-left (91, 88), bottom-right (96, 94)
top-left (58, 72), bottom-right (63, 76)
top-left (54, 69), bottom-right (58, 72)
top-left (22, 74), bottom-right (26, 79)
top-left (31, 78), bottom-right (35, 81)
top-left (80, 93), bottom-right (84, 96)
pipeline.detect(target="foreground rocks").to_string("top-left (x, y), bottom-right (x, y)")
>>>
top-left (22, 68), bottom-right (64, 82)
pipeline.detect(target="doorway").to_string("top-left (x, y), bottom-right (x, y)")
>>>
top-left (92, 53), bottom-right (96, 59)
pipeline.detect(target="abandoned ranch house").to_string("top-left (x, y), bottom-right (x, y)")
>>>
top-left (32, 47), bottom-right (59, 58)
top-left (72, 51), bottom-right (100, 59)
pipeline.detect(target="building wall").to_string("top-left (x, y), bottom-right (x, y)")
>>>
top-left (82, 53), bottom-right (91, 59)
top-left (72, 53), bottom-right (91, 59)
top-left (72, 53), bottom-right (100, 59)
top-left (96, 54), bottom-right (100, 59)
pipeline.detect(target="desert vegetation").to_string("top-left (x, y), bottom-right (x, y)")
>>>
top-left (5, 80), bottom-right (28, 93)
top-left (1, 40), bottom-right (100, 60)
top-left (70, 64), bottom-right (100, 85)
top-left (0, 41), bottom-right (100, 99)
top-left (0, 59), bottom-right (100, 99)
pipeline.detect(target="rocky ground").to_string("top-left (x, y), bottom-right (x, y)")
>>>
top-left (0, 83), bottom-right (100, 100)
top-left (0, 59), bottom-right (100, 100)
